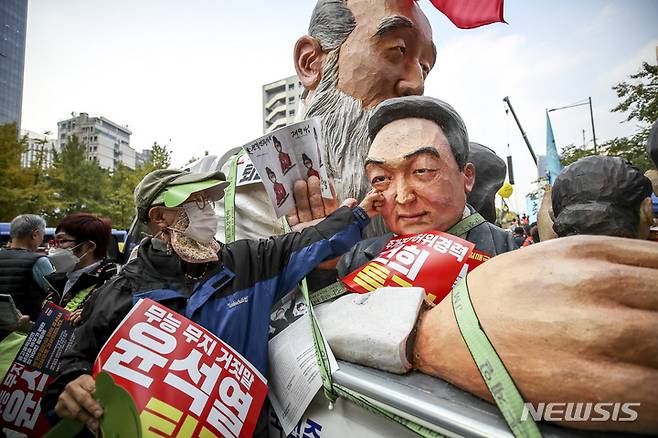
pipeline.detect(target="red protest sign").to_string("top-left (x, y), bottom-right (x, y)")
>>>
top-left (93, 299), bottom-right (268, 438)
top-left (342, 231), bottom-right (475, 304)
top-left (0, 302), bottom-right (76, 437)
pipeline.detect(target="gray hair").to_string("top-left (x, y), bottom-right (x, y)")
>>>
top-left (10, 214), bottom-right (46, 240)
top-left (368, 96), bottom-right (470, 169)
top-left (308, 0), bottom-right (356, 51)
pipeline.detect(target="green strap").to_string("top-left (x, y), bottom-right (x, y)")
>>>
top-left (224, 149), bottom-right (246, 243)
top-left (281, 218), bottom-right (337, 402)
top-left (63, 285), bottom-right (95, 312)
top-left (446, 212), bottom-right (486, 239)
top-left (281, 220), bottom-right (443, 437)
top-left (309, 281), bottom-right (347, 306)
top-left (452, 279), bottom-right (542, 438)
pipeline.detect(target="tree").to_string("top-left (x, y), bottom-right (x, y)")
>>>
top-left (561, 62), bottom-right (657, 170)
top-left (20, 139), bottom-right (58, 219)
top-left (104, 163), bottom-right (145, 229)
top-left (0, 123), bottom-right (28, 221)
top-left (147, 142), bottom-right (171, 170)
top-left (49, 135), bottom-right (110, 221)
top-left (559, 143), bottom-right (598, 167)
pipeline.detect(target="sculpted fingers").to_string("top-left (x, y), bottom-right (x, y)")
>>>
top-left (292, 180), bottom-right (313, 223)
top-left (322, 179), bottom-right (340, 214)
top-left (307, 176), bottom-right (326, 219)
top-left (286, 209), bottom-right (300, 227)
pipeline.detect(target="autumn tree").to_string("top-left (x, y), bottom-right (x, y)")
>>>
top-left (0, 123), bottom-right (28, 221)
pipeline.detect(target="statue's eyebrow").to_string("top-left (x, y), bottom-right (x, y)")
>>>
top-left (373, 15), bottom-right (413, 38)
top-left (364, 157), bottom-right (385, 167)
top-left (403, 146), bottom-right (440, 160)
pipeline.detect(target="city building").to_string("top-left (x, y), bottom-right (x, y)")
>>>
top-left (0, 0), bottom-right (28, 130)
top-left (135, 148), bottom-right (152, 167)
top-left (262, 75), bottom-right (302, 134)
top-left (57, 112), bottom-right (136, 170)
top-left (20, 130), bottom-right (58, 168)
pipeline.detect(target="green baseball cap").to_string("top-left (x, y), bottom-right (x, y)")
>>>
top-left (134, 168), bottom-right (229, 223)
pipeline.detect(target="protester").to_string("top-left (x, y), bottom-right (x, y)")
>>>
top-left (42, 168), bottom-right (382, 434)
top-left (529, 223), bottom-right (540, 244)
top-left (336, 96), bottom-right (517, 276)
top-left (512, 226), bottom-right (526, 247)
top-left (217, 0), bottom-right (437, 241)
top-left (551, 156), bottom-right (653, 239)
top-left (0, 214), bottom-right (53, 321)
top-left (45, 213), bottom-right (117, 325)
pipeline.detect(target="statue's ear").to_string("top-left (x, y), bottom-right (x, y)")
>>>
top-left (294, 36), bottom-right (326, 93)
top-left (638, 197), bottom-right (654, 240)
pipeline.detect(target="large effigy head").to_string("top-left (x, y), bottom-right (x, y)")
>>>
top-left (552, 155), bottom-right (653, 239)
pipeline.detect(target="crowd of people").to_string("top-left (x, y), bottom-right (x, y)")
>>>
top-left (1, 1), bottom-right (657, 437)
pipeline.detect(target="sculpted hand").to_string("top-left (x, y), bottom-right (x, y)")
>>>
top-left (54, 374), bottom-right (103, 432)
top-left (287, 176), bottom-right (339, 231)
top-left (414, 235), bottom-right (658, 433)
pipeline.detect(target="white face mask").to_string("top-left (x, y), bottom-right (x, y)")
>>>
top-left (48, 248), bottom-right (80, 274)
top-left (181, 202), bottom-right (219, 243)
top-left (47, 242), bottom-right (92, 274)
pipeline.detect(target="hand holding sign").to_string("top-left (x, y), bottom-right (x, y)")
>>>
top-left (93, 299), bottom-right (268, 438)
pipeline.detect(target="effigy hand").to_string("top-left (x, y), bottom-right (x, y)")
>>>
top-left (414, 235), bottom-right (658, 434)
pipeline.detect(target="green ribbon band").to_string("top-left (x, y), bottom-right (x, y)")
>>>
top-left (452, 279), bottom-right (542, 438)
top-left (446, 212), bottom-right (486, 239)
top-left (224, 148), bottom-right (245, 243)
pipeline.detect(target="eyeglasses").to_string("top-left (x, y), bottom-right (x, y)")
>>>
top-left (191, 194), bottom-right (215, 210)
top-left (49, 238), bottom-right (78, 248)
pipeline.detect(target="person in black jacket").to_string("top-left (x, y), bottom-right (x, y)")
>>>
top-left (45, 213), bottom-right (118, 324)
top-left (43, 168), bottom-right (382, 434)
top-left (0, 214), bottom-right (53, 323)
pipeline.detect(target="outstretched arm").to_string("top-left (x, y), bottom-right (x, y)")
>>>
top-left (414, 235), bottom-right (658, 434)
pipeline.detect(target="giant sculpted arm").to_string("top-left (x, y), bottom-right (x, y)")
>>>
top-left (414, 235), bottom-right (658, 433)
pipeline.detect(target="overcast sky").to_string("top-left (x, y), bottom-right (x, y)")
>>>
top-left (21, 0), bottom-right (658, 212)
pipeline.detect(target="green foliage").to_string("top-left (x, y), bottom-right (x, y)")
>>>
top-left (147, 142), bottom-right (171, 171)
top-left (49, 136), bottom-right (110, 221)
top-left (0, 123), bottom-right (28, 221)
top-left (560, 144), bottom-right (598, 167)
top-left (0, 126), bottom-right (172, 229)
top-left (611, 62), bottom-right (658, 126)
top-left (560, 62), bottom-right (657, 172)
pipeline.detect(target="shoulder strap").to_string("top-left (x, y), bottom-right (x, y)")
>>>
top-left (446, 212), bottom-right (486, 238)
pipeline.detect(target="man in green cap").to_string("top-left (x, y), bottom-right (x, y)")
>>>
top-left (42, 168), bottom-right (383, 434)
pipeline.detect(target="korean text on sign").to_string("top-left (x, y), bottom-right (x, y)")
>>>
top-left (94, 299), bottom-right (268, 438)
top-left (342, 231), bottom-right (475, 305)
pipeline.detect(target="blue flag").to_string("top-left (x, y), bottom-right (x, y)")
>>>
top-left (545, 112), bottom-right (562, 183)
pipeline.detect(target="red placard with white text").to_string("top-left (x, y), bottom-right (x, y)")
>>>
top-left (0, 302), bottom-right (76, 437)
top-left (342, 231), bottom-right (476, 304)
top-left (93, 299), bottom-right (268, 438)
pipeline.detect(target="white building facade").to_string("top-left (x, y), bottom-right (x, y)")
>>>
top-left (20, 130), bottom-right (58, 168)
top-left (262, 75), bottom-right (302, 134)
top-left (57, 112), bottom-right (135, 170)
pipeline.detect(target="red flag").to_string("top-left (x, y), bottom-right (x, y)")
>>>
top-left (430, 0), bottom-right (506, 29)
